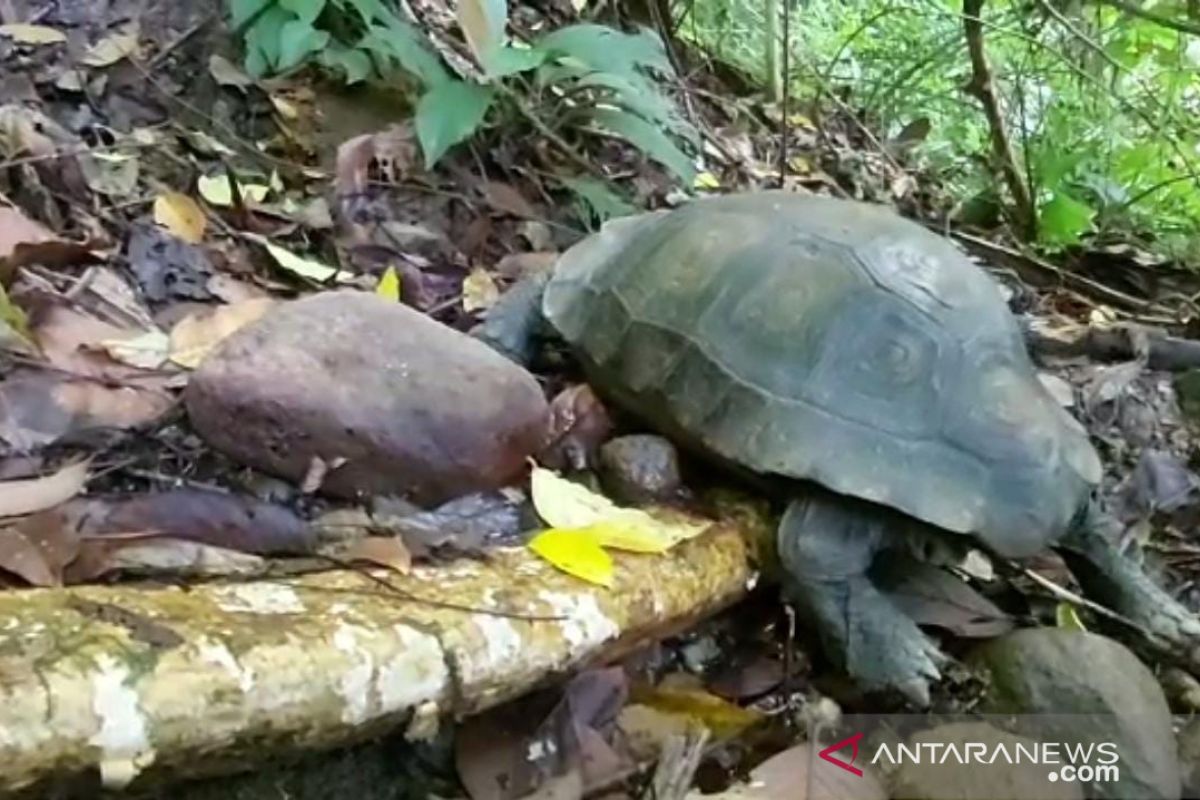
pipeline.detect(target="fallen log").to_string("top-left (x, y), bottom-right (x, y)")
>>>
top-left (0, 505), bottom-right (770, 797)
top-left (1024, 318), bottom-right (1200, 371)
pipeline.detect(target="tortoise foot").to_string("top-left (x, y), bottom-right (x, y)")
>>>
top-left (787, 575), bottom-right (944, 708)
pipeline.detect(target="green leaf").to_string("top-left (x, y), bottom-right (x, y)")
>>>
top-left (243, 5), bottom-right (291, 73)
top-left (575, 71), bottom-right (699, 148)
top-left (229, 0), bottom-right (271, 29)
top-left (484, 43), bottom-right (547, 76)
top-left (320, 44), bottom-right (374, 82)
top-left (1039, 193), bottom-right (1095, 247)
top-left (458, 0), bottom-right (507, 71)
top-left (561, 176), bottom-right (636, 227)
top-left (539, 24), bottom-right (670, 78)
top-left (590, 108), bottom-right (695, 183)
top-left (276, 19), bottom-right (331, 71)
top-left (415, 80), bottom-right (495, 167)
top-left (361, 20), bottom-right (449, 87)
top-left (279, 0), bottom-right (327, 24)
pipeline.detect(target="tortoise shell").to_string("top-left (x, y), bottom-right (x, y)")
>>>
top-left (542, 192), bottom-right (1101, 557)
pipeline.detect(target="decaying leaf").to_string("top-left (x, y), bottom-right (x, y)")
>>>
top-left (99, 328), bottom-right (172, 370)
top-left (528, 528), bottom-right (613, 587)
top-left (0, 460), bottom-right (89, 518)
top-left (462, 267), bottom-right (500, 311)
top-left (631, 684), bottom-right (763, 740)
top-left (878, 559), bottom-right (1012, 638)
top-left (72, 538), bottom-right (267, 581)
top-left (168, 298), bottom-right (276, 369)
top-left (456, 667), bottom-right (631, 800)
top-left (79, 151), bottom-right (139, 197)
top-left (197, 174), bottom-right (270, 207)
top-left (482, 181), bottom-right (537, 218)
top-left (153, 192), bottom-right (207, 243)
top-left (0, 23), bottom-right (67, 45)
top-left (330, 535), bottom-right (412, 573)
top-left (375, 492), bottom-right (523, 557)
top-left (1055, 602), bottom-right (1087, 631)
top-left (81, 27), bottom-right (139, 67)
top-left (208, 54), bottom-right (255, 90)
top-left (0, 509), bottom-right (82, 587)
top-left (64, 489), bottom-right (315, 556)
top-left (538, 384), bottom-right (613, 471)
top-left (703, 741), bottom-right (887, 800)
top-left (246, 234), bottom-right (352, 284)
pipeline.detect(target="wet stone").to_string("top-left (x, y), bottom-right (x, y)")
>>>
top-left (598, 434), bottom-right (683, 505)
top-left (972, 628), bottom-right (1180, 800)
top-left (185, 291), bottom-right (549, 505)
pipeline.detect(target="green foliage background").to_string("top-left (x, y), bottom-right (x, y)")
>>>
top-left (683, 0), bottom-right (1200, 259)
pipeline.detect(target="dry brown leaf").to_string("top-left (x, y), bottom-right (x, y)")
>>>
top-left (77, 537), bottom-right (268, 579)
top-left (153, 192), bottom-right (207, 243)
top-left (496, 252), bottom-right (558, 280)
top-left (168, 297), bottom-right (276, 369)
top-left (0, 206), bottom-right (56, 259)
top-left (0, 459), bottom-right (89, 518)
top-left (81, 27), bottom-right (139, 67)
top-left (99, 328), bottom-right (171, 370)
top-left (339, 535), bottom-right (412, 573)
top-left (0, 24), bottom-right (67, 45)
top-left (463, 267), bottom-right (500, 311)
top-left (0, 525), bottom-right (61, 586)
top-left (482, 181), bottom-right (538, 218)
top-left (207, 54), bottom-right (255, 90)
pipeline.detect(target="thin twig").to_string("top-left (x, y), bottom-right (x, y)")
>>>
top-left (962, 0), bottom-right (1036, 238)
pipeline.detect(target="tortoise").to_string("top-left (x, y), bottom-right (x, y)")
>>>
top-left (478, 191), bottom-right (1200, 704)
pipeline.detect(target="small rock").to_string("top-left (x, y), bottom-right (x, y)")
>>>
top-left (972, 628), bottom-right (1180, 800)
top-left (598, 434), bottom-right (682, 505)
top-left (1177, 718), bottom-right (1200, 798)
top-left (186, 291), bottom-right (549, 505)
top-left (890, 722), bottom-right (1083, 800)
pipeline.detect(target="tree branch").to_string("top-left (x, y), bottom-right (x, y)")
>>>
top-left (962, 0), bottom-right (1037, 239)
top-left (1092, 0), bottom-right (1200, 36)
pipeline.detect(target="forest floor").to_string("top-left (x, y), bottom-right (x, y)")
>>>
top-left (4, 1), bottom-right (1200, 798)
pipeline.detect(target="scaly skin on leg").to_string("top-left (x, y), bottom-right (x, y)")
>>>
top-left (778, 493), bottom-right (945, 707)
top-left (1056, 503), bottom-right (1200, 663)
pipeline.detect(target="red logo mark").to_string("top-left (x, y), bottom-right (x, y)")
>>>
top-left (819, 732), bottom-right (864, 777)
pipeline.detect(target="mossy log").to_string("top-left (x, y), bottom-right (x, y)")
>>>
top-left (0, 507), bottom-right (771, 796)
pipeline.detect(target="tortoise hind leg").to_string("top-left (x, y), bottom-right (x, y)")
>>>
top-left (779, 493), bottom-right (944, 707)
top-left (1056, 503), bottom-right (1200, 659)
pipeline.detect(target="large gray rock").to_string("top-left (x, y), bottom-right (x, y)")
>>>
top-left (186, 291), bottom-right (549, 505)
top-left (889, 722), bottom-right (1083, 800)
top-left (972, 628), bottom-right (1180, 800)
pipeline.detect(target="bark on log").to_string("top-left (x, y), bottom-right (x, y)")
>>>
top-left (0, 509), bottom-right (768, 797)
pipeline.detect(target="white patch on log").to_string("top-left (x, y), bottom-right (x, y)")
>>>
top-left (332, 624), bottom-right (376, 724)
top-left (196, 638), bottom-right (255, 693)
top-left (89, 655), bottom-right (153, 788)
top-left (378, 625), bottom-right (448, 712)
top-left (474, 591), bottom-right (523, 668)
top-left (211, 583), bottom-right (305, 614)
top-left (538, 591), bottom-right (617, 650)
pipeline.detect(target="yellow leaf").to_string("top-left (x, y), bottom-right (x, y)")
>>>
top-left (169, 298), bottom-right (277, 369)
top-left (565, 521), bottom-right (673, 554)
top-left (462, 268), bottom-right (499, 311)
top-left (81, 28), bottom-right (138, 67)
top-left (692, 171), bottom-right (720, 190)
top-left (153, 192), bottom-right (207, 243)
top-left (528, 529), bottom-right (614, 587)
top-left (245, 234), bottom-right (353, 284)
top-left (632, 686), bottom-right (764, 740)
top-left (530, 466), bottom-right (710, 551)
top-left (100, 329), bottom-right (171, 369)
top-left (0, 23), bottom-right (67, 44)
top-left (196, 174), bottom-right (269, 207)
top-left (376, 266), bottom-right (401, 301)
top-left (1055, 602), bottom-right (1087, 632)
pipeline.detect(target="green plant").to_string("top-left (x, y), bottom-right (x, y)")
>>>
top-left (681, 0), bottom-right (1200, 261)
top-left (227, 0), bottom-right (699, 223)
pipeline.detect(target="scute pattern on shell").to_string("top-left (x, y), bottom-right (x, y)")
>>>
top-left (543, 192), bottom-right (1101, 557)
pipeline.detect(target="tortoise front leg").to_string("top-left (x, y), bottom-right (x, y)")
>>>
top-left (1055, 502), bottom-right (1200, 663)
top-left (779, 492), bottom-right (945, 707)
